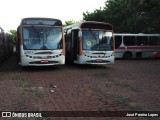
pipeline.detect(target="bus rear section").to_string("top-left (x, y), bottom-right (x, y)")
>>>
top-left (64, 21), bottom-right (115, 64)
top-left (17, 17), bottom-right (65, 66)
top-left (115, 33), bottom-right (160, 59)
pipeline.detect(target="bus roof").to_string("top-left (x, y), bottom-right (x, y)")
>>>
top-left (20, 17), bottom-right (62, 26)
top-left (114, 33), bottom-right (160, 36)
top-left (64, 21), bottom-right (113, 31)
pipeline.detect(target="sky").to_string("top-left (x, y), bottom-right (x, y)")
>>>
top-left (0, 0), bottom-right (106, 32)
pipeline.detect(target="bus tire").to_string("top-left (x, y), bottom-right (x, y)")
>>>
top-left (123, 52), bottom-right (132, 60)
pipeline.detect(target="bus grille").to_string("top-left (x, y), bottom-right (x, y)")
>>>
top-left (29, 61), bottom-right (59, 64)
top-left (86, 60), bottom-right (110, 63)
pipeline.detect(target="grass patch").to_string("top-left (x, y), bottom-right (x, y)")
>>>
top-left (112, 95), bottom-right (131, 105)
top-left (14, 97), bottom-right (29, 110)
top-left (112, 80), bottom-right (139, 92)
top-left (12, 74), bottom-right (34, 89)
top-left (12, 74), bottom-right (43, 111)
top-left (32, 88), bottom-right (43, 99)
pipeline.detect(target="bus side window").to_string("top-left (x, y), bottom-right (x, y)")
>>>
top-left (158, 37), bottom-right (160, 45)
top-left (149, 36), bottom-right (159, 46)
top-left (124, 36), bottom-right (136, 46)
top-left (115, 36), bottom-right (122, 48)
top-left (137, 36), bottom-right (148, 46)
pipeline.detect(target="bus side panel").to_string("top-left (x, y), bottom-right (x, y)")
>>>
top-left (0, 32), bottom-right (3, 62)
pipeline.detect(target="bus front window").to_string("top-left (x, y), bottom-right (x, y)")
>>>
top-left (23, 27), bottom-right (62, 50)
top-left (82, 30), bottom-right (113, 51)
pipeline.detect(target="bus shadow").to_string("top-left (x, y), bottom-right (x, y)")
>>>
top-left (21, 65), bottom-right (64, 72)
top-left (0, 55), bottom-right (19, 72)
top-left (70, 64), bottom-right (110, 69)
top-left (115, 58), bottom-right (160, 60)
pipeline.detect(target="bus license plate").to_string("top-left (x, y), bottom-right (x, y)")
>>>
top-left (41, 60), bottom-right (48, 63)
top-left (96, 59), bottom-right (102, 62)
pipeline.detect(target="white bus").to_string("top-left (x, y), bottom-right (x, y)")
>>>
top-left (16, 17), bottom-right (65, 66)
top-left (115, 33), bottom-right (160, 59)
top-left (64, 21), bottom-right (115, 64)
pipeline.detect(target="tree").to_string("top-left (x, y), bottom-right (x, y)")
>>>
top-left (83, 8), bottom-right (105, 22)
top-left (9, 29), bottom-right (17, 43)
top-left (83, 0), bottom-right (160, 33)
top-left (63, 20), bottom-right (76, 27)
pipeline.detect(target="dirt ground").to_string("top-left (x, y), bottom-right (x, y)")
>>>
top-left (0, 55), bottom-right (160, 120)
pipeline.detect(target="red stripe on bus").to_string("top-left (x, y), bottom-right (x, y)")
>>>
top-left (116, 46), bottom-right (160, 50)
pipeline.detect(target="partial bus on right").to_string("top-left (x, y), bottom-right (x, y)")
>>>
top-left (115, 33), bottom-right (160, 59)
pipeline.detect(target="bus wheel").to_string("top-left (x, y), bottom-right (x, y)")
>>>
top-left (123, 52), bottom-right (132, 60)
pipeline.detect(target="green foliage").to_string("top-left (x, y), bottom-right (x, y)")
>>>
top-left (63, 20), bottom-right (76, 27)
top-left (83, 8), bottom-right (105, 22)
top-left (9, 29), bottom-right (17, 43)
top-left (83, 0), bottom-right (160, 33)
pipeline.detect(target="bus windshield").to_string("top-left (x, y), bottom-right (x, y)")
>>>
top-left (23, 27), bottom-right (62, 50)
top-left (82, 30), bottom-right (113, 51)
